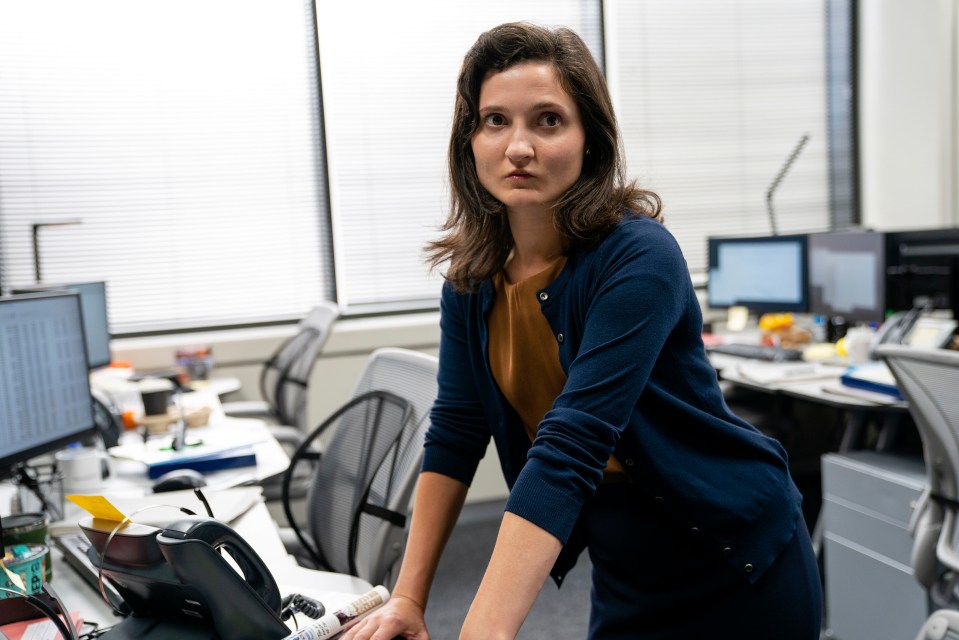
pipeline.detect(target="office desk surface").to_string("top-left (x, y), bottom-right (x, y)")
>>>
top-left (2, 400), bottom-right (375, 636)
top-left (45, 500), bottom-right (371, 634)
top-left (711, 353), bottom-right (908, 411)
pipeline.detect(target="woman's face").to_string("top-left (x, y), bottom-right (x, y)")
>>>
top-left (471, 61), bottom-right (585, 219)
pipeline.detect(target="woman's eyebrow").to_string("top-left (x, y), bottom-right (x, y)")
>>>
top-left (478, 101), bottom-right (568, 114)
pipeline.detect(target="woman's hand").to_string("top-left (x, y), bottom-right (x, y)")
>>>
top-left (340, 595), bottom-right (429, 640)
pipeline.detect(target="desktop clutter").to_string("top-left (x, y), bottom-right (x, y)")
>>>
top-left (91, 361), bottom-right (213, 437)
top-left (706, 306), bottom-right (959, 403)
top-left (0, 342), bottom-right (389, 638)
top-left (2, 495), bottom-right (391, 639)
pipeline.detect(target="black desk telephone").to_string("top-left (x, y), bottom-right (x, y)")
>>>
top-left (79, 515), bottom-right (291, 640)
top-left (868, 307), bottom-right (958, 359)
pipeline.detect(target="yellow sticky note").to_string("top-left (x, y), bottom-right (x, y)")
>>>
top-left (67, 495), bottom-right (128, 522)
top-left (0, 558), bottom-right (27, 592)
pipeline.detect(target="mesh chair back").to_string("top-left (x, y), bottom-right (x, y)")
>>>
top-left (261, 302), bottom-right (339, 430)
top-left (295, 348), bottom-right (438, 587)
top-left (878, 345), bottom-right (959, 603)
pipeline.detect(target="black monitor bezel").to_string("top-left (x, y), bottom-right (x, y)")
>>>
top-left (885, 228), bottom-right (959, 318)
top-left (706, 233), bottom-right (810, 313)
top-left (10, 281), bottom-right (111, 370)
top-left (0, 292), bottom-right (98, 471)
top-left (807, 229), bottom-right (887, 324)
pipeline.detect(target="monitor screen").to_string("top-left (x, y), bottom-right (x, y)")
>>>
top-left (707, 234), bottom-right (809, 312)
top-left (11, 281), bottom-right (111, 369)
top-left (807, 230), bottom-right (886, 323)
top-left (885, 228), bottom-right (959, 317)
top-left (0, 293), bottom-right (97, 471)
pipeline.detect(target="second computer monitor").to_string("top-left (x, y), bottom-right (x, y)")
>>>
top-left (707, 234), bottom-right (809, 313)
top-left (0, 292), bottom-right (97, 472)
top-left (11, 281), bottom-right (111, 369)
top-left (807, 230), bottom-right (886, 324)
top-left (885, 227), bottom-right (959, 318)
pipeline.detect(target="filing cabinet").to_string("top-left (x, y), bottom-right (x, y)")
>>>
top-left (822, 451), bottom-right (927, 640)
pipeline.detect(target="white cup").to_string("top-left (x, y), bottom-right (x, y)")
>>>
top-left (845, 327), bottom-right (874, 364)
top-left (55, 447), bottom-right (104, 494)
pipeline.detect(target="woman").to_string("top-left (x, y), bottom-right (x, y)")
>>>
top-left (344, 22), bottom-right (822, 640)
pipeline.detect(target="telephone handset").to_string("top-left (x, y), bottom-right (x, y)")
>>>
top-left (81, 515), bottom-right (290, 640)
top-left (868, 310), bottom-right (921, 358)
top-left (868, 307), bottom-right (958, 359)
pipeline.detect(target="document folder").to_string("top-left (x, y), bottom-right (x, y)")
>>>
top-left (840, 363), bottom-right (903, 400)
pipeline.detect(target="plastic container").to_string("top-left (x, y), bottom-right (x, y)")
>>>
top-left (0, 543), bottom-right (48, 597)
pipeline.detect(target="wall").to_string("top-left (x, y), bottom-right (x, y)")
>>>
top-left (111, 312), bottom-right (510, 503)
top-left (859, 0), bottom-right (958, 231)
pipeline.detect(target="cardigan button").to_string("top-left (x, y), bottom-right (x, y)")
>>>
top-left (744, 563), bottom-right (754, 573)
top-left (653, 496), bottom-right (664, 503)
top-left (624, 458), bottom-right (634, 467)
top-left (723, 546), bottom-right (732, 556)
top-left (538, 291), bottom-right (549, 301)
top-left (556, 333), bottom-right (565, 343)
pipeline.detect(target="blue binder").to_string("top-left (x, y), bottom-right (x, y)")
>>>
top-left (146, 447), bottom-right (257, 479)
top-left (840, 363), bottom-right (903, 401)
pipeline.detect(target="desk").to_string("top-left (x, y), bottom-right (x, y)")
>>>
top-left (187, 376), bottom-right (242, 398)
top-left (44, 500), bottom-right (371, 635)
top-left (2, 409), bottom-right (371, 637)
top-left (103, 389), bottom-right (288, 490)
top-left (710, 353), bottom-right (910, 451)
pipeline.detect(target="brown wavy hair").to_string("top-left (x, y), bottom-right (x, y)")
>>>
top-left (426, 22), bottom-right (662, 292)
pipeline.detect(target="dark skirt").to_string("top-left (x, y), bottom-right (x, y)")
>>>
top-left (582, 483), bottom-right (822, 639)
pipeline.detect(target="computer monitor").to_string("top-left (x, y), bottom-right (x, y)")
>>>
top-left (11, 281), bottom-right (111, 369)
top-left (0, 292), bottom-right (97, 476)
top-left (707, 234), bottom-right (809, 313)
top-left (807, 230), bottom-right (886, 324)
top-left (885, 228), bottom-right (959, 318)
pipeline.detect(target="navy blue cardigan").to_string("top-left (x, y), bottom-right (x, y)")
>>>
top-left (422, 215), bottom-right (802, 583)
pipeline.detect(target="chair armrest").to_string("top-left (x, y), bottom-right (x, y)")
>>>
top-left (269, 424), bottom-right (307, 448)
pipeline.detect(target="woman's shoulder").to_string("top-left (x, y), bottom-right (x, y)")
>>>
top-left (594, 213), bottom-right (684, 262)
top-left (615, 212), bottom-right (676, 241)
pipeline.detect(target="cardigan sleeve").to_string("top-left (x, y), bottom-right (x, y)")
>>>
top-left (421, 281), bottom-right (493, 486)
top-left (506, 219), bottom-right (691, 544)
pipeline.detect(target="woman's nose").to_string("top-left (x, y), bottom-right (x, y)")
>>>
top-left (505, 131), bottom-right (533, 163)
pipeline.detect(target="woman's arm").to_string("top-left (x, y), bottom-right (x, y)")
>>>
top-left (342, 471), bottom-right (469, 640)
top-left (460, 512), bottom-right (562, 640)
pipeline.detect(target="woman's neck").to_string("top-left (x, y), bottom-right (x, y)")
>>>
top-left (505, 209), bottom-right (563, 283)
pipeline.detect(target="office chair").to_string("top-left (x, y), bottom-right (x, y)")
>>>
top-left (222, 301), bottom-right (340, 434)
top-left (915, 609), bottom-right (959, 640)
top-left (279, 348), bottom-right (439, 590)
top-left (221, 302), bottom-right (339, 500)
top-left (877, 344), bottom-right (959, 609)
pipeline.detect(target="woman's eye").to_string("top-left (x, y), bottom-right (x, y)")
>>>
top-left (484, 114), bottom-right (505, 126)
top-left (539, 113), bottom-right (561, 127)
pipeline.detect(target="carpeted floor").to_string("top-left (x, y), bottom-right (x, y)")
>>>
top-left (424, 501), bottom-right (593, 639)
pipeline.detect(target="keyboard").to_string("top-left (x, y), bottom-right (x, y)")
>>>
top-left (53, 533), bottom-right (129, 614)
top-left (707, 343), bottom-right (804, 362)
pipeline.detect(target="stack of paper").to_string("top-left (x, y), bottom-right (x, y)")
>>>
top-left (840, 362), bottom-right (903, 400)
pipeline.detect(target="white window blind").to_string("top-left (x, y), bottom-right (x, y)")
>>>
top-left (316, 1), bottom-right (602, 310)
top-left (0, 0), bottom-right (332, 333)
top-left (605, 0), bottom-right (832, 274)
